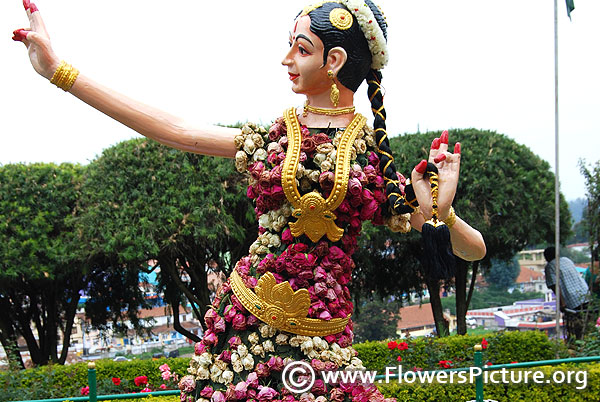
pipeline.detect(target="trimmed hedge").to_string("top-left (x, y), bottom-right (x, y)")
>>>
top-left (355, 331), bottom-right (566, 372)
top-left (378, 363), bottom-right (600, 402)
top-left (0, 358), bottom-right (188, 402)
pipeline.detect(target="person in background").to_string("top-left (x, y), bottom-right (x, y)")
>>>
top-left (544, 246), bottom-right (589, 340)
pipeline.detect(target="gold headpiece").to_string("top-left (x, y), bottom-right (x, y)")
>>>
top-left (329, 8), bottom-right (353, 30)
top-left (230, 270), bottom-right (349, 336)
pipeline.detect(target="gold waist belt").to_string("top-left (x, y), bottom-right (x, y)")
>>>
top-left (230, 270), bottom-right (350, 336)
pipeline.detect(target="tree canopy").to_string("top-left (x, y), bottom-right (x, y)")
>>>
top-left (0, 163), bottom-right (83, 368)
top-left (73, 138), bottom-right (256, 340)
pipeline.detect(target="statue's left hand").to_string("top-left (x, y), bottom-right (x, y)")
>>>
top-left (411, 130), bottom-right (461, 220)
top-left (12, 1), bottom-right (60, 80)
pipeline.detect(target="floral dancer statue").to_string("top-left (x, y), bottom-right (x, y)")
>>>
top-left (14, 1), bottom-right (486, 400)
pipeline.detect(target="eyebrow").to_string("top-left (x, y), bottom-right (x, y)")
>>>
top-left (289, 32), bottom-right (315, 47)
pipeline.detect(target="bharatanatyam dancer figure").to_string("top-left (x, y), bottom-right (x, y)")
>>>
top-left (14, 1), bottom-right (485, 400)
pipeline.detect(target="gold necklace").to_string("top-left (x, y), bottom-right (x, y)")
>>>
top-left (281, 107), bottom-right (366, 243)
top-left (303, 101), bottom-right (356, 117)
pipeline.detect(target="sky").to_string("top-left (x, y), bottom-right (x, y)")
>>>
top-left (1, 0), bottom-right (598, 200)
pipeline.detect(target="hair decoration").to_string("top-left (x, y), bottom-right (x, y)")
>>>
top-left (301, 0), bottom-right (389, 70)
top-left (329, 8), bottom-right (353, 30)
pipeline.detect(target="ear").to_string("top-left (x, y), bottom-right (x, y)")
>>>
top-left (326, 47), bottom-right (348, 76)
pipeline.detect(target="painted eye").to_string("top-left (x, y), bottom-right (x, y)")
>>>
top-left (324, 214), bottom-right (333, 219)
top-left (299, 46), bottom-right (308, 55)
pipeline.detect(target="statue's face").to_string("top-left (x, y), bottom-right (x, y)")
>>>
top-left (281, 15), bottom-right (330, 96)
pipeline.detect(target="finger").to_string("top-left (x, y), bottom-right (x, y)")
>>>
top-left (454, 142), bottom-right (461, 154)
top-left (412, 159), bottom-right (428, 182)
top-left (12, 28), bottom-right (29, 44)
top-left (434, 152), bottom-right (447, 164)
top-left (30, 4), bottom-right (50, 38)
top-left (439, 130), bottom-right (449, 154)
top-left (429, 137), bottom-right (440, 161)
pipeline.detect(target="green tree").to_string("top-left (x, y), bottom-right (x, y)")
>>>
top-left (485, 257), bottom-right (520, 290)
top-left (353, 129), bottom-right (571, 336)
top-left (353, 295), bottom-right (402, 343)
top-left (74, 138), bottom-right (256, 340)
top-left (0, 163), bottom-right (84, 367)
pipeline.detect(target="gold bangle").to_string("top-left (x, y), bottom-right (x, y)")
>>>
top-left (50, 60), bottom-right (79, 91)
top-left (442, 206), bottom-right (457, 229)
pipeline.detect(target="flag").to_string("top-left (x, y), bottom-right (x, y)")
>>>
top-left (566, 0), bottom-right (575, 19)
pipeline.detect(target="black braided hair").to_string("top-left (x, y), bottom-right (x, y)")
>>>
top-left (306, 1), bottom-right (415, 215)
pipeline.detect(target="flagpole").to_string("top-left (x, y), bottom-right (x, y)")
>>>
top-left (554, 0), bottom-right (562, 343)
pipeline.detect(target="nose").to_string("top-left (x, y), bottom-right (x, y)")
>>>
top-left (281, 47), bottom-right (293, 67)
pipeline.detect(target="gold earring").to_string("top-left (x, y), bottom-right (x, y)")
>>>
top-left (328, 70), bottom-right (339, 107)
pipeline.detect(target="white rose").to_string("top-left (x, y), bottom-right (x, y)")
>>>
top-left (276, 334), bottom-right (289, 345)
top-left (296, 164), bottom-right (305, 179)
top-left (248, 332), bottom-right (260, 345)
top-left (197, 367), bottom-right (210, 380)
top-left (320, 160), bottom-right (333, 172)
top-left (263, 340), bottom-right (275, 353)
top-left (241, 125), bottom-right (254, 135)
top-left (235, 151), bottom-right (248, 172)
top-left (251, 133), bottom-right (264, 148)
top-left (234, 134), bottom-right (245, 149)
top-left (243, 137), bottom-right (256, 155)
top-left (258, 214), bottom-right (270, 230)
top-left (267, 142), bottom-right (283, 154)
top-left (232, 360), bottom-right (244, 373)
top-left (242, 355), bottom-right (255, 371)
top-left (198, 352), bottom-right (212, 367)
top-left (220, 370), bottom-right (234, 384)
top-left (340, 348), bottom-right (352, 362)
top-left (309, 170), bottom-right (320, 183)
top-left (253, 148), bottom-right (268, 161)
top-left (313, 153), bottom-right (327, 166)
top-left (289, 336), bottom-right (301, 347)
top-left (300, 339), bottom-right (314, 355)
top-left (237, 344), bottom-right (248, 358)
top-left (251, 344), bottom-right (265, 358)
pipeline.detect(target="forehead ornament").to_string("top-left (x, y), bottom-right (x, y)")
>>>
top-left (329, 8), bottom-right (353, 30)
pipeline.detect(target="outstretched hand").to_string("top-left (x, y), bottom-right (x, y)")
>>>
top-left (411, 130), bottom-right (461, 221)
top-left (13, 0), bottom-right (59, 79)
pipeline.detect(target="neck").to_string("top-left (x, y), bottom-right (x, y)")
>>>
top-left (300, 91), bottom-right (355, 128)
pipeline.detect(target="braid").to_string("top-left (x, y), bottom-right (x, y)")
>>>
top-left (367, 70), bottom-right (414, 215)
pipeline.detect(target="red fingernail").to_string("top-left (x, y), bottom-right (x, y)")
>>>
top-left (29, 2), bottom-right (38, 12)
top-left (431, 138), bottom-right (440, 150)
top-left (434, 154), bottom-right (446, 163)
top-left (23, 0), bottom-right (31, 10)
top-left (441, 130), bottom-right (449, 144)
top-left (415, 160), bottom-right (427, 174)
top-left (454, 142), bottom-right (461, 154)
top-left (12, 29), bottom-right (27, 41)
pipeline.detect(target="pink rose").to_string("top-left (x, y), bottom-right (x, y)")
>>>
top-left (232, 314), bottom-right (247, 331)
top-left (200, 386), bottom-right (214, 398)
top-left (160, 384), bottom-right (167, 390)
top-left (218, 350), bottom-right (232, 363)
top-left (203, 331), bottom-right (218, 346)
top-left (228, 336), bottom-right (242, 349)
top-left (267, 356), bottom-right (284, 372)
top-left (348, 177), bottom-right (362, 196)
top-left (255, 362), bottom-right (270, 378)
top-left (213, 315), bottom-right (226, 333)
top-left (246, 372), bottom-right (259, 388)
top-left (194, 342), bottom-right (207, 355)
top-left (211, 390), bottom-right (226, 402)
top-left (281, 228), bottom-right (293, 244)
top-left (257, 386), bottom-right (278, 401)
top-left (234, 381), bottom-right (248, 400)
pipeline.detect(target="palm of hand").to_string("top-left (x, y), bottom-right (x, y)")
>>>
top-left (411, 131), bottom-right (461, 220)
top-left (13, 2), bottom-right (59, 80)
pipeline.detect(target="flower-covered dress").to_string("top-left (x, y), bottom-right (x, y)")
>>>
top-left (180, 108), bottom-right (407, 402)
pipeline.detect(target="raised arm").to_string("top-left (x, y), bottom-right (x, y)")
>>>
top-left (13, 1), bottom-right (238, 158)
top-left (409, 131), bottom-right (486, 262)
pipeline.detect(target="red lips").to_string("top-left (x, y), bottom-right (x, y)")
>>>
top-left (288, 73), bottom-right (299, 81)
